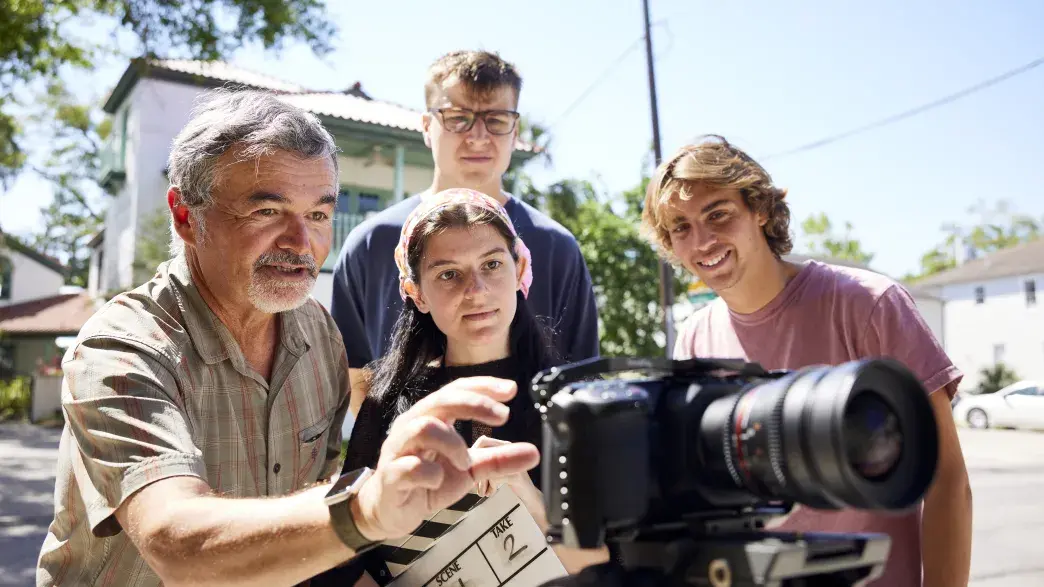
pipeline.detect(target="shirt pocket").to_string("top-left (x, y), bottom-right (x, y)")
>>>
top-left (294, 409), bottom-right (337, 487)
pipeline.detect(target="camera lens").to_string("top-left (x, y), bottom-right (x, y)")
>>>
top-left (697, 358), bottom-right (939, 512)
top-left (843, 392), bottom-right (903, 481)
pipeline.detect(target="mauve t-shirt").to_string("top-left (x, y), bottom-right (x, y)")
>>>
top-left (673, 260), bottom-right (962, 587)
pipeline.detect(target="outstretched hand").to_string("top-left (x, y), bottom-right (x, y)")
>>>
top-left (352, 377), bottom-right (540, 541)
top-left (471, 435), bottom-right (549, 531)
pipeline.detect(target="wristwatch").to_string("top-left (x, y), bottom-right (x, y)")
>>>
top-left (325, 467), bottom-right (379, 553)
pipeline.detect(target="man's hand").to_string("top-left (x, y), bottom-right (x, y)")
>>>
top-left (352, 377), bottom-right (540, 541)
top-left (471, 435), bottom-right (548, 529)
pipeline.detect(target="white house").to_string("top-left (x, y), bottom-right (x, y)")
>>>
top-left (0, 230), bottom-right (96, 380)
top-left (88, 59), bottom-right (538, 308)
top-left (911, 238), bottom-right (1044, 392)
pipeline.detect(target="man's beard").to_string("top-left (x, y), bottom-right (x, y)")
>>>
top-left (247, 251), bottom-right (319, 314)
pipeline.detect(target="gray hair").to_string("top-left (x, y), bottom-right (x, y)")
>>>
top-left (167, 88), bottom-right (340, 255)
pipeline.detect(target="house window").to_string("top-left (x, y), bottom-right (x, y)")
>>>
top-left (0, 255), bottom-right (12, 300)
top-left (358, 193), bottom-right (381, 214)
top-left (1027, 280), bottom-right (1037, 306)
top-left (974, 286), bottom-right (985, 304)
top-left (336, 189), bottom-right (352, 213)
top-left (994, 343), bottom-right (1005, 364)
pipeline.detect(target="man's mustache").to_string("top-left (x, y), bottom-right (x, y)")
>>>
top-left (254, 251), bottom-right (319, 278)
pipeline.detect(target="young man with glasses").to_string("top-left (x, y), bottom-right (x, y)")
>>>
top-left (330, 50), bottom-right (600, 416)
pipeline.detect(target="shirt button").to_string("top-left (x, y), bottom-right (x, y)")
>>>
top-left (273, 463), bottom-right (281, 474)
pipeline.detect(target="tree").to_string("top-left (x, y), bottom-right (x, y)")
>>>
top-left (977, 362), bottom-right (1019, 395)
top-left (22, 81), bottom-right (110, 286)
top-left (800, 212), bottom-right (875, 265)
top-left (132, 206), bottom-right (173, 285)
top-left (526, 176), bottom-right (686, 357)
top-left (1, 0), bottom-right (336, 185)
top-left (909, 200), bottom-right (1042, 281)
top-left (2, 0), bottom-right (336, 285)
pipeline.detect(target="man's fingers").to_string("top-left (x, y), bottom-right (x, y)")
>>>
top-left (469, 443), bottom-right (540, 484)
top-left (383, 456), bottom-right (445, 491)
top-left (399, 385), bottom-right (516, 429)
top-left (387, 416), bottom-right (471, 471)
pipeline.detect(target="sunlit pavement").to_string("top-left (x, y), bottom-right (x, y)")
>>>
top-left (959, 427), bottom-right (1044, 586)
top-left (1, 423), bottom-right (1042, 585)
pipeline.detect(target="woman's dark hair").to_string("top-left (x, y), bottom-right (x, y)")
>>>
top-left (368, 203), bottom-right (558, 417)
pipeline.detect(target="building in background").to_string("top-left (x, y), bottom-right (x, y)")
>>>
top-left (0, 230), bottom-right (96, 379)
top-left (88, 59), bottom-right (539, 308)
top-left (911, 238), bottom-right (1043, 391)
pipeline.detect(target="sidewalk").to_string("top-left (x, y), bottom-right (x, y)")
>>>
top-left (0, 422), bottom-right (62, 587)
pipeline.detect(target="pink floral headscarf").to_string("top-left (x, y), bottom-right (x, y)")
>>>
top-left (394, 188), bottom-right (534, 303)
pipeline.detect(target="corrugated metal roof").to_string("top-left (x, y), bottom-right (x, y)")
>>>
top-left (112, 59), bottom-right (539, 152)
top-left (277, 92), bottom-right (422, 132)
top-left (151, 59), bottom-right (307, 93)
top-left (912, 237), bottom-right (1044, 287)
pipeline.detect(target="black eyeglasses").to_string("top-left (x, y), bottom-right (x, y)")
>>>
top-left (430, 107), bottom-right (520, 136)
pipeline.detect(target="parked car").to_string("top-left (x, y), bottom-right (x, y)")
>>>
top-left (952, 381), bottom-right (1044, 430)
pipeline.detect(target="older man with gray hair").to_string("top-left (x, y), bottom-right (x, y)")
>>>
top-left (36, 89), bottom-right (540, 587)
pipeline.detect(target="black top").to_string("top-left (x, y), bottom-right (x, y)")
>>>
top-left (343, 355), bottom-right (543, 485)
top-left (311, 355), bottom-right (544, 586)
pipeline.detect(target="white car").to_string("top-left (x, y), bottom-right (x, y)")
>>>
top-left (952, 381), bottom-right (1044, 430)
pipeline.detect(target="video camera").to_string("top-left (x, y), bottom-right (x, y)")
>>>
top-left (529, 356), bottom-right (939, 587)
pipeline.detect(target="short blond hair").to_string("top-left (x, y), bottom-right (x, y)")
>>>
top-left (641, 135), bottom-right (792, 263)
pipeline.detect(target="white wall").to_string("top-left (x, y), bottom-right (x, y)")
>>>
top-left (910, 295), bottom-right (944, 343)
top-left (337, 154), bottom-right (432, 195)
top-left (0, 249), bottom-right (65, 306)
top-left (940, 274), bottom-right (1044, 391)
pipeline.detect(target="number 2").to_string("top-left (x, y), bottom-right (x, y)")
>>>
top-left (502, 534), bottom-right (528, 562)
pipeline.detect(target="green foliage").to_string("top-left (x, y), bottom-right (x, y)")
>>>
top-left (0, 376), bottom-right (32, 421)
top-left (530, 176), bottom-right (686, 357)
top-left (0, 0), bottom-right (335, 180)
top-left (909, 200), bottom-right (1042, 282)
top-left (800, 212), bottom-right (874, 266)
top-left (132, 207), bottom-right (174, 285)
top-left (977, 362), bottom-right (1020, 395)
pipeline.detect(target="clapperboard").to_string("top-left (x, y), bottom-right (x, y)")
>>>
top-left (372, 485), bottom-right (566, 587)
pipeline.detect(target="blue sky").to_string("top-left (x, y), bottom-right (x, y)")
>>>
top-left (2, 0), bottom-right (1042, 279)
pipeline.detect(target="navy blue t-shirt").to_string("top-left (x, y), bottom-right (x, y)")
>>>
top-left (329, 192), bottom-right (601, 368)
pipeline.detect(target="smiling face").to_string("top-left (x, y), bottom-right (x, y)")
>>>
top-left (411, 222), bottom-right (521, 361)
top-left (181, 147), bottom-right (337, 314)
top-left (665, 184), bottom-right (776, 295)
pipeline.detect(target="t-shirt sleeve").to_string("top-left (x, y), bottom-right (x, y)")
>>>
top-left (860, 284), bottom-right (963, 399)
top-left (330, 240), bottom-right (374, 369)
top-left (559, 239), bottom-right (601, 362)
top-left (61, 336), bottom-right (206, 537)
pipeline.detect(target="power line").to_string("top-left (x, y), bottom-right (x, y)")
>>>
top-left (763, 53), bottom-right (1044, 161)
top-left (546, 19), bottom-right (673, 132)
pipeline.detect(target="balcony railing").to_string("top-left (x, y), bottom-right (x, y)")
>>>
top-left (322, 212), bottom-right (367, 271)
top-left (98, 133), bottom-right (126, 190)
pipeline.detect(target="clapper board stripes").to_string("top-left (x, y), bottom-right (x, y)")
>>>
top-left (366, 491), bottom-right (489, 585)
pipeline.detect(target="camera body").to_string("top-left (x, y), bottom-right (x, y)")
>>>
top-left (530, 356), bottom-right (939, 552)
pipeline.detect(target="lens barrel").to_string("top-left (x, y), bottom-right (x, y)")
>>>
top-left (700, 358), bottom-right (939, 511)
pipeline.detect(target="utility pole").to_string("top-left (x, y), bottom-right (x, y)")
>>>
top-left (642, 0), bottom-right (675, 355)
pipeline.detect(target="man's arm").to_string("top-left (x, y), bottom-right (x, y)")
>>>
top-left (115, 477), bottom-right (362, 587)
top-left (921, 387), bottom-right (973, 587)
top-left (560, 240), bottom-right (601, 362)
top-left (861, 285), bottom-right (972, 586)
top-left (114, 378), bottom-right (539, 587)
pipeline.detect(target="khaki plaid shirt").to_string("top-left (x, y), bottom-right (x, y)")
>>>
top-left (37, 256), bottom-right (351, 586)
